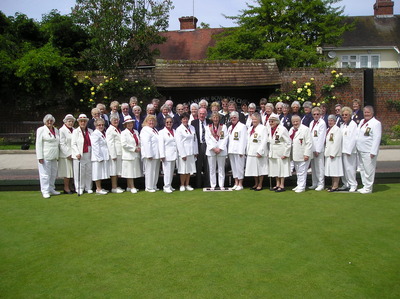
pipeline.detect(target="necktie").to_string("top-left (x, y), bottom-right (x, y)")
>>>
top-left (290, 128), bottom-right (297, 140)
top-left (201, 121), bottom-right (205, 143)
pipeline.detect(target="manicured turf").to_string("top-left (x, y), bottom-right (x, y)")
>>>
top-left (1, 185), bottom-right (400, 298)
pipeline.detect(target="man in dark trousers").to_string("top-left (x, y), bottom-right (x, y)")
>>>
top-left (191, 107), bottom-right (211, 188)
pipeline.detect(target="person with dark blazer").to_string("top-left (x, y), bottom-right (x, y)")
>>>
top-left (301, 101), bottom-right (313, 127)
top-left (352, 98), bottom-right (364, 125)
top-left (191, 107), bottom-right (211, 188)
top-left (334, 104), bottom-right (344, 127)
top-left (221, 101), bottom-right (246, 127)
top-left (279, 103), bottom-right (292, 131)
top-left (131, 105), bottom-right (144, 133)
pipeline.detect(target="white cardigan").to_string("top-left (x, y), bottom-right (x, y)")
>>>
top-left (246, 124), bottom-right (268, 157)
top-left (59, 125), bottom-right (73, 159)
top-left (106, 125), bottom-right (122, 159)
top-left (325, 125), bottom-right (342, 157)
top-left (228, 122), bottom-right (248, 155)
top-left (71, 127), bottom-right (93, 159)
top-left (268, 124), bottom-right (291, 159)
top-left (309, 119), bottom-right (327, 154)
top-left (205, 123), bottom-right (228, 157)
top-left (140, 126), bottom-right (160, 159)
top-left (340, 120), bottom-right (357, 155)
top-left (35, 125), bottom-right (60, 160)
top-left (158, 127), bottom-right (178, 161)
top-left (90, 129), bottom-right (109, 162)
top-left (289, 124), bottom-right (313, 162)
top-left (121, 128), bottom-right (141, 161)
top-left (356, 117), bottom-right (382, 156)
top-left (175, 124), bottom-right (198, 158)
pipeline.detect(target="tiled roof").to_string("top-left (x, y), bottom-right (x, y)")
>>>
top-left (153, 59), bottom-right (281, 88)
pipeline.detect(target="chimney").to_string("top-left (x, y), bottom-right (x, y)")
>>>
top-left (374, 0), bottom-right (394, 17)
top-left (179, 16), bottom-right (198, 30)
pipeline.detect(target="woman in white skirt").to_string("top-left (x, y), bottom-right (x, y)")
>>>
top-left (106, 114), bottom-right (124, 193)
top-left (36, 114), bottom-right (60, 198)
top-left (159, 116), bottom-right (178, 193)
top-left (140, 114), bottom-right (161, 192)
top-left (245, 112), bottom-right (269, 191)
top-left (175, 113), bottom-right (198, 191)
top-left (268, 114), bottom-right (291, 192)
top-left (228, 111), bottom-right (248, 191)
top-left (90, 118), bottom-right (110, 194)
top-left (58, 114), bottom-right (75, 194)
top-left (121, 115), bottom-right (142, 193)
top-left (205, 112), bottom-right (228, 190)
top-left (324, 115), bottom-right (343, 192)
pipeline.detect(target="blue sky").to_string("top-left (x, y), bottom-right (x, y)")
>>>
top-left (1, 0), bottom-right (399, 30)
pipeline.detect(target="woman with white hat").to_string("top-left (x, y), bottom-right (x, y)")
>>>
top-left (90, 118), bottom-right (110, 195)
top-left (58, 114), bottom-right (76, 194)
top-left (71, 114), bottom-right (93, 195)
top-left (106, 114), bottom-right (124, 193)
top-left (36, 114), bottom-right (60, 198)
top-left (121, 115), bottom-right (142, 193)
top-left (268, 114), bottom-right (291, 192)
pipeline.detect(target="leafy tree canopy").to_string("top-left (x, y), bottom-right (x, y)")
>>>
top-left (72, 0), bottom-right (174, 76)
top-left (208, 0), bottom-right (353, 68)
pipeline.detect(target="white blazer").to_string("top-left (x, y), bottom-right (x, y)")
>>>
top-left (71, 127), bottom-right (93, 159)
top-left (106, 125), bottom-right (122, 159)
top-left (121, 128), bottom-right (141, 160)
top-left (35, 125), bottom-right (60, 160)
top-left (90, 130), bottom-right (109, 162)
top-left (356, 117), bottom-right (382, 156)
top-left (340, 120), bottom-right (357, 155)
top-left (59, 125), bottom-right (73, 158)
top-left (309, 119), bottom-right (327, 153)
top-left (140, 126), bottom-right (160, 159)
top-left (158, 127), bottom-right (178, 161)
top-left (246, 124), bottom-right (268, 157)
top-left (268, 124), bottom-right (291, 159)
top-left (175, 124), bottom-right (198, 157)
top-left (228, 122), bottom-right (248, 155)
top-left (289, 124), bottom-right (313, 162)
top-left (325, 125), bottom-right (342, 157)
top-left (205, 123), bottom-right (228, 157)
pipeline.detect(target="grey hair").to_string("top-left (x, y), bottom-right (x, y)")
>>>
top-left (190, 103), bottom-right (199, 110)
top-left (266, 103), bottom-right (274, 109)
top-left (327, 114), bottom-right (336, 121)
top-left (282, 103), bottom-right (289, 109)
top-left (275, 102), bottom-right (283, 108)
top-left (291, 101), bottom-right (300, 108)
top-left (133, 105), bottom-right (142, 112)
top-left (199, 99), bottom-right (209, 107)
top-left (110, 114), bottom-right (120, 122)
top-left (291, 115), bottom-right (301, 122)
top-left (364, 105), bottom-right (374, 115)
top-left (251, 112), bottom-right (261, 122)
top-left (248, 103), bottom-right (256, 109)
top-left (303, 101), bottom-right (313, 108)
top-left (43, 114), bottom-right (55, 124)
top-left (341, 106), bottom-right (352, 115)
top-left (230, 111), bottom-right (239, 118)
top-left (146, 103), bottom-right (154, 111)
top-left (160, 104), bottom-right (171, 112)
top-left (121, 103), bottom-right (129, 109)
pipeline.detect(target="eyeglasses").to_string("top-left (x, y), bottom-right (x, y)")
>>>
top-left (313, 113), bottom-right (320, 116)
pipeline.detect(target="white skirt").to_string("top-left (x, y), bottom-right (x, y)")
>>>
top-left (121, 159), bottom-right (143, 179)
top-left (92, 160), bottom-right (110, 181)
top-left (58, 157), bottom-right (73, 178)
top-left (325, 156), bottom-right (344, 177)
top-left (245, 155), bottom-right (268, 176)
top-left (177, 155), bottom-right (196, 175)
top-left (269, 157), bottom-right (291, 177)
top-left (109, 155), bottom-right (122, 176)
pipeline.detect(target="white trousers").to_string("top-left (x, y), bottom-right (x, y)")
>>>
top-left (162, 160), bottom-right (175, 189)
top-left (341, 153), bottom-right (358, 189)
top-left (311, 153), bottom-right (325, 187)
top-left (73, 153), bottom-right (92, 192)
top-left (229, 154), bottom-right (245, 180)
top-left (143, 158), bottom-right (160, 190)
top-left (358, 151), bottom-right (377, 192)
top-left (294, 160), bottom-right (311, 191)
top-left (38, 159), bottom-right (58, 195)
top-left (207, 155), bottom-right (226, 188)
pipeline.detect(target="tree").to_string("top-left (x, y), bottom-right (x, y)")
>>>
top-left (207, 0), bottom-right (353, 68)
top-left (72, 0), bottom-right (174, 76)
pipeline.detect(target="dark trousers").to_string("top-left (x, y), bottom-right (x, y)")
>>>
top-left (195, 143), bottom-right (210, 188)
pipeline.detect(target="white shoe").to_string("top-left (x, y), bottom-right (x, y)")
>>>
top-left (42, 193), bottom-right (50, 199)
top-left (235, 186), bottom-right (243, 191)
top-left (358, 188), bottom-right (372, 194)
top-left (186, 185), bottom-right (194, 191)
top-left (232, 185), bottom-right (238, 190)
top-left (292, 186), bottom-right (298, 191)
top-left (220, 187), bottom-right (225, 190)
top-left (49, 190), bottom-right (60, 195)
top-left (87, 190), bottom-right (93, 194)
top-left (145, 188), bottom-right (156, 193)
top-left (171, 187), bottom-right (176, 191)
top-left (180, 186), bottom-right (185, 192)
top-left (130, 188), bottom-right (138, 194)
top-left (349, 187), bottom-right (357, 192)
top-left (315, 185), bottom-right (324, 191)
top-left (77, 189), bottom-right (84, 195)
top-left (126, 188), bottom-right (131, 192)
top-left (309, 185), bottom-right (317, 190)
top-left (295, 189), bottom-right (305, 193)
top-left (209, 187), bottom-right (215, 191)
top-left (96, 189), bottom-right (108, 195)
top-left (164, 188), bottom-right (173, 193)
top-left (111, 188), bottom-right (124, 194)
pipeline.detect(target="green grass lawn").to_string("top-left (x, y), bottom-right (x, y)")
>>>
top-left (1, 185), bottom-right (400, 298)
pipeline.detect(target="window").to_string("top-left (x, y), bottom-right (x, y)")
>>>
top-left (340, 54), bottom-right (380, 68)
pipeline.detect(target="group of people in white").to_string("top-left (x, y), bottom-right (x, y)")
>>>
top-left (35, 97), bottom-right (381, 198)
